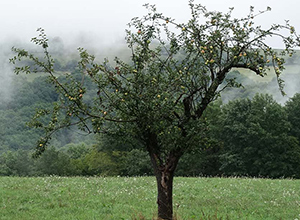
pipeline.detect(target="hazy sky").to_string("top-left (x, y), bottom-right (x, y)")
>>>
top-left (1, 0), bottom-right (300, 47)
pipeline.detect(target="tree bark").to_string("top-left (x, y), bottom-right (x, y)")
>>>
top-left (146, 131), bottom-right (182, 220)
top-left (155, 162), bottom-right (175, 220)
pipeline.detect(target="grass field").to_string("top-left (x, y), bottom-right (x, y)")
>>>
top-left (0, 176), bottom-right (300, 220)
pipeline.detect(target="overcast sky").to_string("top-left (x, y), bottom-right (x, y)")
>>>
top-left (1, 0), bottom-right (300, 48)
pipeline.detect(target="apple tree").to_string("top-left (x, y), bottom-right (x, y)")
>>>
top-left (10, 1), bottom-right (300, 219)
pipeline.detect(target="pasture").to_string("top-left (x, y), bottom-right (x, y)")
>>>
top-left (0, 176), bottom-right (299, 219)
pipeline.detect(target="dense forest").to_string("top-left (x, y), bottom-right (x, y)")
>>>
top-left (1, 40), bottom-right (300, 178)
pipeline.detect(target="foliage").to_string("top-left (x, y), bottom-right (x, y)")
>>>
top-left (120, 149), bottom-right (153, 176)
top-left (34, 146), bottom-right (75, 176)
top-left (1, 94), bottom-right (300, 178)
top-left (285, 93), bottom-right (300, 142)
top-left (220, 94), bottom-right (300, 178)
top-left (0, 108), bottom-right (43, 151)
top-left (176, 100), bottom-right (224, 177)
top-left (81, 147), bottom-right (121, 176)
top-left (8, 76), bottom-right (59, 110)
top-left (0, 150), bottom-right (34, 176)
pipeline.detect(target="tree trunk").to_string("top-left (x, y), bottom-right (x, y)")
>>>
top-left (155, 167), bottom-right (175, 220)
top-left (146, 131), bottom-right (182, 220)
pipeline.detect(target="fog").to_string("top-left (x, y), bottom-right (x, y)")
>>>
top-left (1, 0), bottom-right (300, 46)
top-left (0, 43), bottom-right (15, 104)
top-left (1, 0), bottom-right (300, 105)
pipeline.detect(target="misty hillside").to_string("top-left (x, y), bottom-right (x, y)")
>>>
top-left (0, 38), bottom-right (300, 135)
top-left (1, 39), bottom-right (300, 153)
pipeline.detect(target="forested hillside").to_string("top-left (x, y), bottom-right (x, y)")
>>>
top-left (1, 43), bottom-right (300, 177)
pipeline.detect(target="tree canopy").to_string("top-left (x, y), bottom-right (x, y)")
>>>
top-left (220, 94), bottom-right (300, 178)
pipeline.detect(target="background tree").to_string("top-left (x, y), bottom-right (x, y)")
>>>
top-left (10, 1), bottom-right (300, 219)
top-left (286, 93), bottom-right (300, 142)
top-left (0, 150), bottom-right (35, 176)
top-left (34, 146), bottom-right (74, 176)
top-left (176, 100), bottom-right (223, 177)
top-left (220, 94), bottom-right (300, 178)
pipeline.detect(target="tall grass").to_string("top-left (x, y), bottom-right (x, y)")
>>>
top-left (1, 176), bottom-right (299, 219)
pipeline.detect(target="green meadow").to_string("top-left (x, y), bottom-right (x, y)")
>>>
top-left (1, 176), bottom-right (299, 219)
